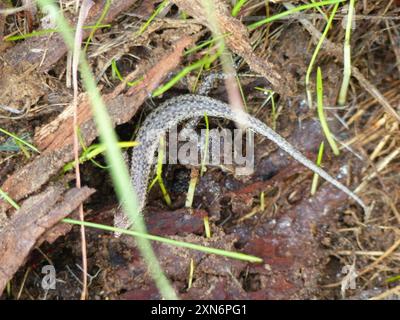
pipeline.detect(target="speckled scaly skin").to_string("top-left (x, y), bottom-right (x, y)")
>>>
top-left (114, 94), bottom-right (367, 229)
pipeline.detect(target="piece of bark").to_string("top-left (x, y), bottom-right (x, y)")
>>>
top-left (171, 0), bottom-right (296, 96)
top-left (2, 0), bottom-right (138, 72)
top-left (37, 209), bottom-right (79, 245)
top-left (0, 36), bottom-right (196, 213)
top-left (0, 148), bottom-right (72, 215)
top-left (36, 36), bottom-right (194, 151)
top-left (0, 185), bottom-right (95, 295)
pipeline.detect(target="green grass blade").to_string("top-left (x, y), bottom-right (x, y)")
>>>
top-left (248, 0), bottom-right (345, 30)
top-left (4, 24), bottom-right (111, 41)
top-left (310, 0), bottom-right (329, 22)
top-left (386, 275), bottom-right (400, 284)
top-left (254, 87), bottom-right (277, 129)
top-left (305, 2), bottom-right (339, 108)
top-left (316, 67), bottom-right (340, 156)
top-left (111, 59), bottom-right (143, 87)
top-left (0, 127), bottom-right (39, 153)
top-left (149, 136), bottom-right (171, 206)
top-left (185, 169), bottom-right (198, 208)
top-left (338, 0), bottom-right (356, 105)
top-left (63, 141), bottom-right (137, 172)
top-left (0, 187), bottom-right (20, 210)
top-left (83, 0), bottom-right (111, 51)
top-left (137, 0), bottom-right (169, 36)
top-left (152, 53), bottom-right (219, 97)
top-left (232, 0), bottom-right (247, 17)
top-left (62, 218), bottom-right (263, 263)
top-left (37, 0), bottom-right (177, 300)
top-left (184, 34), bottom-right (228, 56)
top-left (200, 112), bottom-right (209, 176)
top-left (311, 141), bottom-right (325, 195)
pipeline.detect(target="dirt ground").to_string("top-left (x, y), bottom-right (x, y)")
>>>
top-left (0, 0), bottom-right (399, 300)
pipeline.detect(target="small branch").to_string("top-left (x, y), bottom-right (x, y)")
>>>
top-left (72, 0), bottom-right (94, 301)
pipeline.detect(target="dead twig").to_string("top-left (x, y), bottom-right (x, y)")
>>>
top-left (71, 0), bottom-right (94, 300)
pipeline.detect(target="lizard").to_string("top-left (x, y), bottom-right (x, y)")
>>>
top-left (114, 94), bottom-right (367, 230)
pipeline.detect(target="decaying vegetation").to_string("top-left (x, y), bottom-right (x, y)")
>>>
top-left (0, 0), bottom-right (399, 300)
